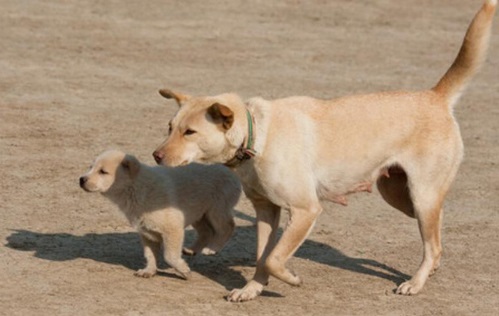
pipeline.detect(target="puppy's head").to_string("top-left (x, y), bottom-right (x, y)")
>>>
top-left (152, 89), bottom-right (247, 167)
top-left (79, 150), bottom-right (140, 193)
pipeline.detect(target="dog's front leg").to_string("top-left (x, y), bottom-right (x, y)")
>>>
top-left (134, 235), bottom-right (160, 278)
top-left (265, 203), bottom-right (322, 285)
top-left (227, 199), bottom-right (280, 302)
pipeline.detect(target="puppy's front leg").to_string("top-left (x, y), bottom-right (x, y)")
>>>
top-left (162, 227), bottom-right (191, 280)
top-left (134, 235), bottom-right (160, 278)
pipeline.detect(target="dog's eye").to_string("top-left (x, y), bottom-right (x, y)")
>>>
top-left (99, 169), bottom-right (108, 175)
top-left (184, 129), bottom-right (196, 136)
top-left (168, 121), bottom-right (173, 135)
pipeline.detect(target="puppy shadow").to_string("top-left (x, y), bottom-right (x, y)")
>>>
top-left (5, 229), bottom-right (143, 270)
top-left (4, 229), bottom-right (247, 291)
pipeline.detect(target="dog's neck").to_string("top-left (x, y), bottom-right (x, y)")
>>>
top-left (225, 108), bottom-right (257, 167)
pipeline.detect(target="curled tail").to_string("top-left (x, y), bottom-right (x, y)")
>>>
top-left (433, 0), bottom-right (497, 107)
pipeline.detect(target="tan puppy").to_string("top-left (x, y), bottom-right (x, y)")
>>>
top-left (79, 150), bottom-right (241, 279)
top-left (152, 1), bottom-right (496, 301)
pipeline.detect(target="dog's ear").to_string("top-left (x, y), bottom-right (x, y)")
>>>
top-left (207, 103), bottom-right (234, 130)
top-left (158, 88), bottom-right (189, 106)
top-left (121, 154), bottom-right (141, 179)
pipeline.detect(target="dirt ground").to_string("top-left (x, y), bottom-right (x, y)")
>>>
top-left (1, 0), bottom-right (498, 315)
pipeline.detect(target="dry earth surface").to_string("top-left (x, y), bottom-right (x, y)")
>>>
top-left (1, 0), bottom-right (498, 315)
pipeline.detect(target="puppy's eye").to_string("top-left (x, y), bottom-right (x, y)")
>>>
top-left (168, 122), bottom-right (173, 135)
top-left (184, 129), bottom-right (196, 136)
top-left (99, 169), bottom-right (108, 175)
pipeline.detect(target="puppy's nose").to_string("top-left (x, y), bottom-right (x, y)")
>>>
top-left (79, 176), bottom-right (87, 188)
top-left (153, 151), bottom-right (164, 164)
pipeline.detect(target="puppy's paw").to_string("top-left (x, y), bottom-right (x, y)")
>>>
top-left (182, 247), bottom-right (196, 256)
top-left (134, 268), bottom-right (157, 278)
top-left (396, 280), bottom-right (423, 295)
top-left (200, 247), bottom-right (217, 256)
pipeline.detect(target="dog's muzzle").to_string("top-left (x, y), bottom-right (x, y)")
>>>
top-left (152, 151), bottom-right (164, 165)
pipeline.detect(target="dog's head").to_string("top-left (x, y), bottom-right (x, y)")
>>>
top-left (79, 150), bottom-right (140, 193)
top-left (152, 89), bottom-right (248, 167)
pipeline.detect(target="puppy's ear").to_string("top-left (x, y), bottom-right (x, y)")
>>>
top-left (158, 88), bottom-right (189, 107)
top-left (121, 154), bottom-right (141, 179)
top-left (207, 103), bottom-right (234, 130)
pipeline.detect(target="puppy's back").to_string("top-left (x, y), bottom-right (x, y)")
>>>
top-left (150, 163), bottom-right (240, 214)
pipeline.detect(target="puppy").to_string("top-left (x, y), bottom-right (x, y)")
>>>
top-left (79, 150), bottom-right (241, 279)
top-left (152, 1), bottom-right (496, 301)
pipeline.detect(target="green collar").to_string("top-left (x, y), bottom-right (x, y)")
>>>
top-left (225, 109), bottom-right (257, 167)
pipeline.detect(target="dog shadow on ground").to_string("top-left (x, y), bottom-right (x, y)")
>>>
top-left (5, 210), bottom-right (409, 296)
top-left (230, 210), bottom-right (410, 286)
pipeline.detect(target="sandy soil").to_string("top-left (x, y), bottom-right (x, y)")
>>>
top-left (1, 0), bottom-right (498, 315)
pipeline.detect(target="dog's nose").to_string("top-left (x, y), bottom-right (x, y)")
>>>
top-left (153, 151), bottom-right (164, 164)
top-left (79, 176), bottom-right (87, 188)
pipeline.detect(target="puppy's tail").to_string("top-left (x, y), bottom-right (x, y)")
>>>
top-left (433, 0), bottom-right (496, 107)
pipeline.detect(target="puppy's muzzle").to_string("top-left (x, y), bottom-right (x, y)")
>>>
top-left (79, 176), bottom-right (88, 190)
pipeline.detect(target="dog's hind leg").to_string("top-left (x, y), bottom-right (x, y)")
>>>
top-left (395, 156), bottom-right (460, 295)
top-left (396, 191), bottom-right (444, 295)
top-left (227, 198), bottom-right (280, 302)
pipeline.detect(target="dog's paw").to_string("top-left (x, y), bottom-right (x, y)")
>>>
top-left (396, 280), bottom-right (423, 295)
top-left (134, 269), bottom-right (156, 278)
top-left (284, 270), bottom-right (302, 287)
top-left (177, 270), bottom-right (191, 280)
top-left (226, 281), bottom-right (263, 302)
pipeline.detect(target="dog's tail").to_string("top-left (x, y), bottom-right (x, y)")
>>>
top-left (433, 0), bottom-right (496, 107)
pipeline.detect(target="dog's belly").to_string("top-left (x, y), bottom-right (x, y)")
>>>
top-left (317, 166), bottom-right (391, 206)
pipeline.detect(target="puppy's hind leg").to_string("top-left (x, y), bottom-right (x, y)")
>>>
top-left (202, 208), bottom-right (235, 255)
top-left (183, 217), bottom-right (214, 256)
